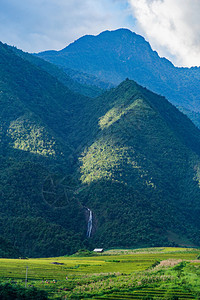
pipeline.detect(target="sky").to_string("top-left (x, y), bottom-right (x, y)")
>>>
top-left (0, 0), bottom-right (200, 67)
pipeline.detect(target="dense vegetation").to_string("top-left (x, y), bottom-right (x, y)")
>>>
top-left (0, 236), bottom-right (21, 258)
top-left (10, 46), bottom-right (106, 98)
top-left (0, 42), bottom-right (92, 257)
top-left (77, 80), bottom-right (200, 249)
top-left (0, 248), bottom-right (200, 299)
top-left (1, 40), bottom-right (200, 257)
top-left (37, 28), bottom-right (200, 126)
top-left (0, 283), bottom-right (48, 300)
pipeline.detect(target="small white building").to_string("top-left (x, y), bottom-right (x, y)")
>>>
top-left (93, 248), bottom-right (104, 253)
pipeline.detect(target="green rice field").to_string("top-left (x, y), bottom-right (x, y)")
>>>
top-left (0, 247), bottom-right (200, 299)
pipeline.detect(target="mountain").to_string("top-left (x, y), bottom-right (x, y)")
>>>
top-left (0, 41), bottom-right (96, 257)
top-left (77, 79), bottom-right (200, 248)
top-left (36, 28), bottom-right (200, 124)
top-left (10, 46), bottom-right (106, 98)
top-left (1, 40), bottom-right (200, 256)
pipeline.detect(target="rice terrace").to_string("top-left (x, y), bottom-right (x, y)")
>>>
top-left (1, 247), bottom-right (200, 299)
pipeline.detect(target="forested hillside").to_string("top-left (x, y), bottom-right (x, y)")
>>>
top-left (1, 41), bottom-right (200, 257)
top-left (0, 236), bottom-right (21, 258)
top-left (77, 80), bottom-right (200, 248)
top-left (0, 42), bottom-right (92, 257)
top-left (10, 46), bottom-right (106, 98)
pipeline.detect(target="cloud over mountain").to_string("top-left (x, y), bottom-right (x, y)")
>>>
top-left (1, 0), bottom-right (200, 66)
top-left (128, 0), bottom-right (200, 67)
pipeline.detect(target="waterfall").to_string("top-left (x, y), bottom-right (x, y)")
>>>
top-left (86, 208), bottom-right (92, 238)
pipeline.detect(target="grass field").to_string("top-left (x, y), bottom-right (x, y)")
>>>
top-left (0, 247), bottom-right (200, 299)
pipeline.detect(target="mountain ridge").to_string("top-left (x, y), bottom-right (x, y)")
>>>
top-left (36, 28), bottom-right (200, 123)
top-left (0, 41), bottom-right (91, 257)
top-left (1, 40), bottom-right (200, 256)
top-left (77, 79), bottom-right (200, 248)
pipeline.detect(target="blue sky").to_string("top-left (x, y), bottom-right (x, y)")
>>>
top-left (0, 0), bottom-right (200, 67)
top-left (0, 0), bottom-right (134, 52)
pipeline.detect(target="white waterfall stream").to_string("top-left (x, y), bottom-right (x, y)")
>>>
top-left (86, 208), bottom-right (92, 238)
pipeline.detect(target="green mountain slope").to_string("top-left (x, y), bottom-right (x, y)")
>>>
top-left (77, 80), bottom-right (200, 248)
top-left (0, 236), bottom-right (21, 258)
top-left (36, 28), bottom-right (200, 115)
top-left (9, 46), bottom-right (108, 98)
top-left (1, 40), bottom-right (200, 256)
top-left (0, 42), bottom-right (94, 257)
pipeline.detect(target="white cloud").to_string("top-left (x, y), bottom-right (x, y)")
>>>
top-left (128, 0), bottom-right (200, 66)
top-left (2, 0), bottom-right (198, 67)
top-left (0, 0), bottom-right (132, 53)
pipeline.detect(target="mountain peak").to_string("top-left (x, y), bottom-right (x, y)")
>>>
top-left (38, 28), bottom-right (200, 117)
top-left (61, 28), bottom-right (151, 53)
top-left (37, 28), bottom-right (174, 86)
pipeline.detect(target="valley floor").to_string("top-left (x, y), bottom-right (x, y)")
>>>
top-left (0, 247), bottom-right (200, 299)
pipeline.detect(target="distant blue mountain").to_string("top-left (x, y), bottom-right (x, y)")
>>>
top-left (37, 28), bottom-right (200, 116)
